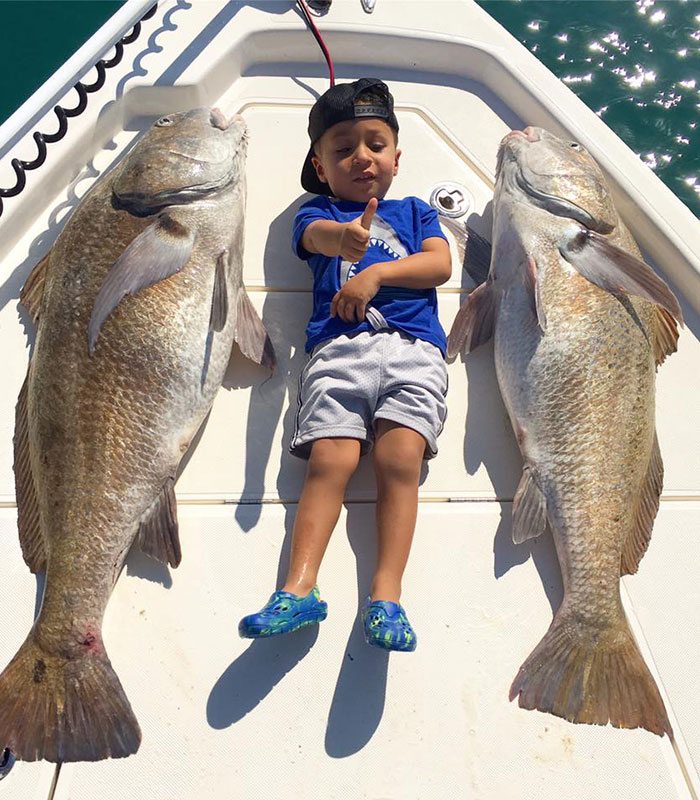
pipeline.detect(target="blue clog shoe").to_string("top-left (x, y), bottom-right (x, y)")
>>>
top-left (238, 586), bottom-right (328, 638)
top-left (362, 598), bottom-right (417, 652)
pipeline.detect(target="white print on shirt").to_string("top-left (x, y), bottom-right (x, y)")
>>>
top-left (338, 214), bottom-right (409, 331)
top-left (339, 214), bottom-right (409, 285)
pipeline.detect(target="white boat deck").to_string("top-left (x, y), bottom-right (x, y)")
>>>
top-left (0, 2), bottom-right (699, 798)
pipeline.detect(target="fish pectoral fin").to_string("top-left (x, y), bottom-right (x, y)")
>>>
top-left (14, 374), bottom-right (47, 573)
top-left (234, 286), bottom-right (276, 371)
top-left (511, 465), bottom-right (548, 544)
top-left (20, 249), bottom-right (52, 325)
top-left (209, 251), bottom-right (229, 333)
top-left (558, 225), bottom-right (684, 324)
top-left (523, 255), bottom-right (547, 332)
top-left (87, 213), bottom-right (195, 355)
top-left (621, 432), bottom-right (663, 575)
top-left (446, 280), bottom-right (496, 358)
top-left (137, 477), bottom-right (181, 568)
top-left (440, 217), bottom-right (492, 286)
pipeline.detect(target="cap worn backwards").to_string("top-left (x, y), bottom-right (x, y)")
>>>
top-left (301, 78), bottom-right (399, 196)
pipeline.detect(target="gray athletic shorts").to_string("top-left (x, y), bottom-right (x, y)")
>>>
top-left (290, 329), bottom-right (448, 460)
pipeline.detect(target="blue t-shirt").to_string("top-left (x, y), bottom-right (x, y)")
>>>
top-left (293, 195), bottom-right (448, 355)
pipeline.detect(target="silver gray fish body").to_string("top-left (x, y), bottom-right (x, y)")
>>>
top-left (449, 126), bottom-right (681, 736)
top-left (1, 108), bottom-right (273, 762)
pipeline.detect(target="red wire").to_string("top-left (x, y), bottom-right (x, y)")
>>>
top-left (297, 0), bottom-right (335, 87)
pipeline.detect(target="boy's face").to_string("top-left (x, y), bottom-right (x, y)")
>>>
top-left (311, 119), bottom-right (401, 203)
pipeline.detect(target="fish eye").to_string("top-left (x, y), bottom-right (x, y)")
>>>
top-left (570, 142), bottom-right (582, 150)
top-left (156, 116), bottom-right (174, 127)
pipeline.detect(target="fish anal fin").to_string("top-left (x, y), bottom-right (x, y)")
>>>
top-left (88, 213), bottom-right (195, 354)
top-left (621, 433), bottom-right (663, 575)
top-left (510, 606), bottom-right (672, 737)
top-left (20, 251), bottom-right (52, 324)
top-left (446, 280), bottom-right (496, 358)
top-left (653, 306), bottom-right (679, 366)
top-left (209, 251), bottom-right (229, 333)
top-left (512, 465), bottom-right (547, 544)
top-left (13, 374), bottom-right (46, 573)
top-left (137, 477), bottom-right (181, 568)
top-left (559, 226), bottom-right (683, 324)
top-left (235, 286), bottom-right (276, 371)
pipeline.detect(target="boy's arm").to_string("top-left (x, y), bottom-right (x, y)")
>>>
top-left (301, 199), bottom-right (377, 262)
top-left (331, 237), bottom-right (451, 323)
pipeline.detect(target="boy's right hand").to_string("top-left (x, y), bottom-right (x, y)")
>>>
top-left (337, 198), bottom-right (377, 262)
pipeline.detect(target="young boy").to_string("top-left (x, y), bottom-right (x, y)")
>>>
top-left (238, 78), bottom-right (451, 652)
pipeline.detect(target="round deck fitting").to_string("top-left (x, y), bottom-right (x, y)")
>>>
top-left (429, 181), bottom-right (472, 218)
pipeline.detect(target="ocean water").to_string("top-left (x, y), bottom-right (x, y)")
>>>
top-left (0, 0), bottom-right (698, 216)
top-left (480, 0), bottom-right (700, 217)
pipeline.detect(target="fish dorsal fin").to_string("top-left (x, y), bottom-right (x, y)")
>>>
top-left (138, 477), bottom-right (181, 568)
top-left (19, 251), bottom-right (52, 324)
top-left (209, 251), bottom-right (229, 333)
top-left (653, 307), bottom-right (679, 366)
top-left (446, 280), bottom-right (496, 358)
top-left (620, 433), bottom-right (663, 576)
top-left (235, 286), bottom-right (276, 371)
top-left (14, 374), bottom-right (47, 573)
top-left (512, 465), bottom-right (548, 544)
top-left (558, 226), bottom-right (684, 324)
top-left (88, 213), bottom-right (195, 354)
top-left (440, 217), bottom-right (492, 286)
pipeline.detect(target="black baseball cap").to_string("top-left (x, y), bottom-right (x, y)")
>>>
top-left (300, 78), bottom-right (399, 196)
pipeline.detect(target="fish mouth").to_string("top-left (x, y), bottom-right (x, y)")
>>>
top-left (498, 127), bottom-right (614, 235)
top-left (210, 108), bottom-right (229, 130)
top-left (505, 126), bottom-right (541, 143)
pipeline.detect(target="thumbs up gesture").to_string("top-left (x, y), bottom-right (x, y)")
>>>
top-left (337, 198), bottom-right (377, 262)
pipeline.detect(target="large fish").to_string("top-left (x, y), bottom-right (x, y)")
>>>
top-left (448, 126), bottom-right (682, 736)
top-left (0, 108), bottom-right (274, 762)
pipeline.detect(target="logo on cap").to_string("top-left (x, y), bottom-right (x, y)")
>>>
top-left (354, 104), bottom-right (389, 118)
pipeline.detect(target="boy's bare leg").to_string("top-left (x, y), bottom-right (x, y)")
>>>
top-left (371, 420), bottom-right (425, 603)
top-left (282, 437), bottom-right (361, 596)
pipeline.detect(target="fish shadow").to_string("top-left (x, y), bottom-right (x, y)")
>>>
top-left (124, 547), bottom-right (173, 588)
top-left (234, 197), bottom-right (313, 532)
top-left (455, 205), bottom-right (564, 614)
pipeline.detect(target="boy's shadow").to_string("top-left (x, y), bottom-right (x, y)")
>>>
top-left (455, 204), bottom-right (564, 613)
top-left (207, 502), bottom-right (318, 728)
top-left (324, 502), bottom-right (389, 758)
top-left (207, 496), bottom-right (391, 753)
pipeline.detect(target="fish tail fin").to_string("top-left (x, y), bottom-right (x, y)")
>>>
top-left (509, 606), bottom-right (672, 737)
top-left (0, 632), bottom-right (141, 762)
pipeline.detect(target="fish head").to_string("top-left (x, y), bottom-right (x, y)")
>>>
top-left (496, 127), bottom-right (618, 234)
top-left (112, 108), bottom-right (247, 215)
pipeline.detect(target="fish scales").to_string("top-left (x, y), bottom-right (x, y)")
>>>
top-left (0, 108), bottom-right (274, 762)
top-left (449, 126), bottom-right (681, 735)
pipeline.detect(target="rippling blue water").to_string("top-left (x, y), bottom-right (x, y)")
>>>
top-left (0, 1), bottom-right (698, 216)
top-left (480, 0), bottom-right (700, 217)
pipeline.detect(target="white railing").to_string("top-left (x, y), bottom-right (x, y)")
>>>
top-left (0, 0), bottom-right (159, 155)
